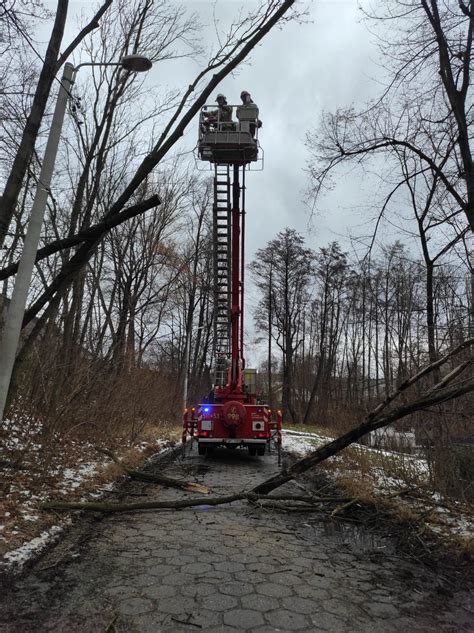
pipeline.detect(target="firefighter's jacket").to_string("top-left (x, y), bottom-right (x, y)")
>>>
top-left (204, 104), bottom-right (233, 123)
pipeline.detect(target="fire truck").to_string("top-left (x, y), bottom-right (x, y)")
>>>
top-left (182, 96), bottom-right (282, 458)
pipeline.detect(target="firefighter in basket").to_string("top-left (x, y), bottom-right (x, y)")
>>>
top-left (202, 93), bottom-right (235, 131)
top-left (238, 90), bottom-right (262, 138)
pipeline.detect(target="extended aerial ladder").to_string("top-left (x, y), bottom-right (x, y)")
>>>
top-left (213, 165), bottom-right (232, 388)
top-left (182, 98), bottom-right (282, 459)
top-left (213, 163), bottom-right (245, 396)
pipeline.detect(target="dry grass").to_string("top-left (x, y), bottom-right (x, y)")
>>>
top-left (313, 441), bottom-right (474, 557)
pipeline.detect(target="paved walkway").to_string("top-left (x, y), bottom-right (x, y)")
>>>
top-left (1, 447), bottom-right (472, 632)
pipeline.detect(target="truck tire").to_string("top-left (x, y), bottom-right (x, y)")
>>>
top-left (257, 445), bottom-right (265, 456)
top-left (198, 444), bottom-right (206, 456)
top-left (248, 445), bottom-right (257, 456)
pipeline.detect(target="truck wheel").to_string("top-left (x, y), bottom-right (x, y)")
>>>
top-left (257, 445), bottom-right (265, 456)
top-left (248, 445), bottom-right (257, 456)
top-left (198, 444), bottom-right (206, 456)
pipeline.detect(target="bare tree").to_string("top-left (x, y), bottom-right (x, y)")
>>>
top-left (306, 1), bottom-right (474, 232)
top-left (0, 0), bottom-right (114, 248)
top-left (250, 228), bottom-right (314, 423)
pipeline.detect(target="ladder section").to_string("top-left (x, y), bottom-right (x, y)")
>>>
top-left (213, 165), bottom-right (231, 387)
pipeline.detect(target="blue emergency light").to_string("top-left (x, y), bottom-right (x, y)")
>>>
top-left (204, 407), bottom-right (210, 413)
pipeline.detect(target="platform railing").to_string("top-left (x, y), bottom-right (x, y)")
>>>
top-left (198, 104), bottom-right (260, 144)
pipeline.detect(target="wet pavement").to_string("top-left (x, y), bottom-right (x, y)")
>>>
top-left (0, 446), bottom-right (472, 632)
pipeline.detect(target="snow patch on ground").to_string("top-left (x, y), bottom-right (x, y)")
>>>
top-left (282, 432), bottom-right (327, 456)
top-left (3, 525), bottom-right (64, 568)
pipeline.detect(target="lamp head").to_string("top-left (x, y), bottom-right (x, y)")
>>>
top-left (120, 54), bottom-right (153, 72)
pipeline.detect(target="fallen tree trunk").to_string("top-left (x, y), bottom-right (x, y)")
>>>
top-left (41, 493), bottom-right (244, 513)
top-left (252, 373), bottom-right (474, 495)
top-left (40, 492), bottom-right (352, 513)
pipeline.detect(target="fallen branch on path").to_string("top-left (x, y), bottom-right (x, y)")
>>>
top-left (40, 492), bottom-right (352, 514)
top-left (331, 497), bottom-right (361, 517)
top-left (41, 492), bottom-right (243, 513)
top-left (96, 447), bottom-right (209, 494)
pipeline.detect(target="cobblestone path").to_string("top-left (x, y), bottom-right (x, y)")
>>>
top-left (1, 447), bottom-right (472, 632)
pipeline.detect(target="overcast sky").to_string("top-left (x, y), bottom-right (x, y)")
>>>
top-left (41, 0), bottom-right (387, 364)
top-left (178, 0), bottom-right (383, 260)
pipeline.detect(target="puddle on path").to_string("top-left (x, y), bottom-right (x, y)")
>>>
top-left (295, 518), bottom-right (396, 554)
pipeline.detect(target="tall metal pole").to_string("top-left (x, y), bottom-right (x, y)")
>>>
top-left (0, 63), bottom-right (74, 422)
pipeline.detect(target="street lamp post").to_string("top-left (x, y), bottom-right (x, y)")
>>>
top-left (0, 55), bottom-right (152, 422)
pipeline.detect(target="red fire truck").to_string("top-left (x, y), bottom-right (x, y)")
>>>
top-left (182, 97), bottom-right (282, 458)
